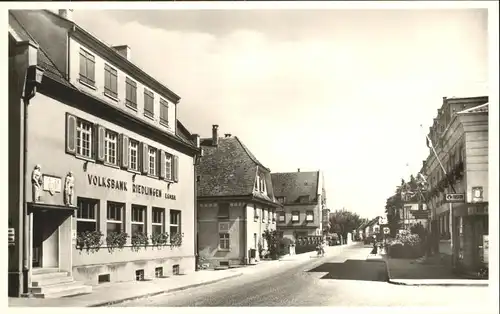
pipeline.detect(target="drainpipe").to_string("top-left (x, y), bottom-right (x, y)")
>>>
top-left (243, 205), bottom-right (247, 264)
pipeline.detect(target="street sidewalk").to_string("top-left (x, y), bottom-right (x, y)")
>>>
top-left (9, 243), bottom-right (354, 307)
top-left (384, 254), bottom-right (488, 287)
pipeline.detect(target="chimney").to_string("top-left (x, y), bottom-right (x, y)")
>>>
top-left (224, 133), bottom-right (231, 138)
top-left (212, 125), bottom-right (219, 146)
top-left (58, 9), bottom-right (74, 22)
top-left (112, 45), bottom-right (132, 61)
top-left (297, 168), bottom-right (300, 172)
top-left (191, 134), bottom-right (200, 148)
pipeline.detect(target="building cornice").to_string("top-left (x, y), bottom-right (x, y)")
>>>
top-left (70, 26), bottom-right (181, 104)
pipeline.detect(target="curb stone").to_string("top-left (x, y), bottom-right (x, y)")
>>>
top-left (89, 273), bottom-right (243, 307)
top-left (383, 258), bottom-right (489, 287)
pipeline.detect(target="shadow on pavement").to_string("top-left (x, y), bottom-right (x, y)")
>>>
top-left (307, 259), bottom-right (388, 282)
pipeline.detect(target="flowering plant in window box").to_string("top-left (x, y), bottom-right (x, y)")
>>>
top-left (76, 231), bottom-right (103, 254)
top-left (151, 232), bottom-right (169, 248)
top-left (170, 232), bottom-right (184, 249)
top-left (106, 232), bottom-right (128, 253)
top-left (131, 232), bottom-right (149, 251)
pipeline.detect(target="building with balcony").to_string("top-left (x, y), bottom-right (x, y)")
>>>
top-left (422, 96), bottom-right (488, 272)
top-left (8, 10), bottom-right (200, 298)
top-left (196, 126), bottom-right (282, 267)
top-left (271, 170), bottom-right (327, 240)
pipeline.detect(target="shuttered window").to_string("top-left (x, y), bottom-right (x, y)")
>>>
top-left (76, 118), bottom-right (93, 158)
top-left (125, 77), bottom-right (137, 109)
top-left (79, 48), bottom-right (95, 86)
top-left (160, 98), bottom-right (169, 126)
top-left (144, 89), bottom-right (154, 118)
top-left (104, 130), bottom-right (118, 165)
top-left (165, 153), bottom-right (172, 181)
top-left (128, 139), bottom-right (139, 171)
top-left (104, 64), bottom-right (118, 98)
top-left (148, 147), bottom-right (157, 176)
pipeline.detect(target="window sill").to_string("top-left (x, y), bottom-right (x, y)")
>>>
top-left (217, 217), bottom-right (230, 220)
top-left (217, 249), bottom-right (231, 252)
top-left (147, 174), bottom-right (159, 179)
top-left (75, 154), bottom-right (96, 163)
top-left (125, 102), bottom-right (138, 112)
top-left (104, 91), bottom-right (119, 102)
top-left (104, 162), bottom-right (120, 169)
top-left (144, 112), bottom-right (155, 120)
top-left (79, 79), bottom-right (97, 91)
top-left (127, 168), bottom-right (141, 175)
top-left (159, 120), bottom-right (170, 128)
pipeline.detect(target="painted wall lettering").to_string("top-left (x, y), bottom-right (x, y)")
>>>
top-left (87, 174), bottom-right (128, 191)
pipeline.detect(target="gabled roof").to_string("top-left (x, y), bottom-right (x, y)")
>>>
top-left (271, 171), bottom-right (320, 204)
top-left (197, 136), bottom-right (277, 204)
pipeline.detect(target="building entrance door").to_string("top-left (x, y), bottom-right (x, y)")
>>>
top-left (31, 210), bottom-right (62, 269)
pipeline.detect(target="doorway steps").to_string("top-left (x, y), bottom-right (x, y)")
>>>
top-left (29, 268), bottom-right (92, 298)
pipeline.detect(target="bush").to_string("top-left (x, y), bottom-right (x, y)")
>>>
top-left (388, 231), bottom-right (424, 259)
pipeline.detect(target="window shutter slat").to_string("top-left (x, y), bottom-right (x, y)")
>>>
top-left (120, 134), bottom-right (129, 169)
top-left (159, 150), bottom-right (166, 180)
top-left (173, 155), bottom-right (179, 182)
top-left (142, 143), bottom-right (149, 174)
top-left (65, 113), bottom-right (77, 155)
top-left (97, 125), bottom-right (105, 162)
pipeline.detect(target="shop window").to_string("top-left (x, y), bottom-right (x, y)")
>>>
top-left (79, 48), bottom-right (95, 86)
top-left (292, 211), bottom-right (300, 222)
top-left (131, 205), bottom-right (146, 236)
top-left (76, 197), bottom-right (99, 233)
top-left (125, 77), bottom-right (137, 110)
top-left (306, 211), bottom-right (314, 222)
top-left (135, 269), bottom-right (145, 281)
top-left (107, 202), bottom-right (124, 234)
top-left (152, 207), bottom-right (165, 235)
top-left (169, 210), bottom-right (181, 238)
top-left (104, 64), bottom-right (118, 99)
top-left (104, 130), bottom-right (118, 165)
top-left (219, 233), bottom-right (230, 250)
top-left (128, 138), bottom-right (139, 171)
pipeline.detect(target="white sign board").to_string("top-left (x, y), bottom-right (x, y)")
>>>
top-left (43, 175), bottom-right (62, 194)
top-left (445, 193), bottom-right (465, 203)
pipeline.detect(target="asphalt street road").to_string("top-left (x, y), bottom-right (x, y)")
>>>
top-left (115, 244), bottom-right (491, 308)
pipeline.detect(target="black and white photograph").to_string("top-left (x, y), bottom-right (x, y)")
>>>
top-left (5, 1), bottom-right (498, 312)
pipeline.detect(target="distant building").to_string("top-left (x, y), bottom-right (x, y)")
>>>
top-left (422, 96), bottom-right (488, 272)
top-left (271, 170), bottom-right (328, 240)
top-left (363, 216), bottom-right (382, 239)
top-left (196, 126), bottom-right (282, 267)
top-left (8, 10), bottom-right (200, 297)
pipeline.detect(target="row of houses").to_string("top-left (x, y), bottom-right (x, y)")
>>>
top-left (8, 9), bottom-right (330, 298)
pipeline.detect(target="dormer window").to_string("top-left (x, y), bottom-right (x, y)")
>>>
top-left (104, 64), bottom-right (118, 99)
top-left (160, 98), bottom-right (169, 127)
top-left (79, 48), bottom-right (95, 87)
top-left (144, 89), bottom-right (154, 119)
top-left (125, 77), bottom-right (137, 110)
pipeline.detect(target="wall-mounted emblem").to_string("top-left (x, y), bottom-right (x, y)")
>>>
top-left (43, 174), bottom-right (62, 196)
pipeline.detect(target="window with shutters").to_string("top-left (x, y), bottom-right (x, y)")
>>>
top-left (104, 64), bottom-right (118, 99)
top-left (131, 205), bottom-right (146, 236)
top-left (76, 197), bottom-right (99, 233)
top-left (104, 130), bottom-right (118, 165)
top-left (144, 89), bottom-right (154, 118)
top-left (152, 208), bottom-right (165, 235)
top-left (79, 48), bottom-right (95, 86)
top-left (169, 210), bottom-right (181, 237)
top-left (160, 98), bottom-right (169, 126)
top-left (107, 202), bottom-right (124, 234)
top-left (148, 147), bottom-right (157, 176)
top-left (125, 77), bottom-right (137, 109)
top-left (165, 153), bottom-right (173, 181)
top-left (76, 118), bottom-right (93, 159)
top-left (128, 139), bottom-right (139, 171)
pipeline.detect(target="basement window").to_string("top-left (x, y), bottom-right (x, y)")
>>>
top-left (98, 274), bottom-right (110, 284)
top-left (172, 264), bottom-right (180, 275)
top-left (220, 261), bottom-right (229, 267)
top-left (135, 269), bottom-right (145, 281)
top-left (155, 267), bottom-right (163, 278)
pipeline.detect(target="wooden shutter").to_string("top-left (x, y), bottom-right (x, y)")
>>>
top-left (96, 125), bottom-right (105, 162)
top-left (173, 155), bottom-right (179, 182)
top-left (141, 142), bottom-right (149, 174)
top-left (159, 150), bottom-right (166, 180)
top-left (65, 113), bottom-right (77, 155)
top-left (120, 134), bottom-right (129, 169)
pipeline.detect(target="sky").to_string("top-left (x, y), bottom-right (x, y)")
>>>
top-left (72, 8), bottom-right (488, 219)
